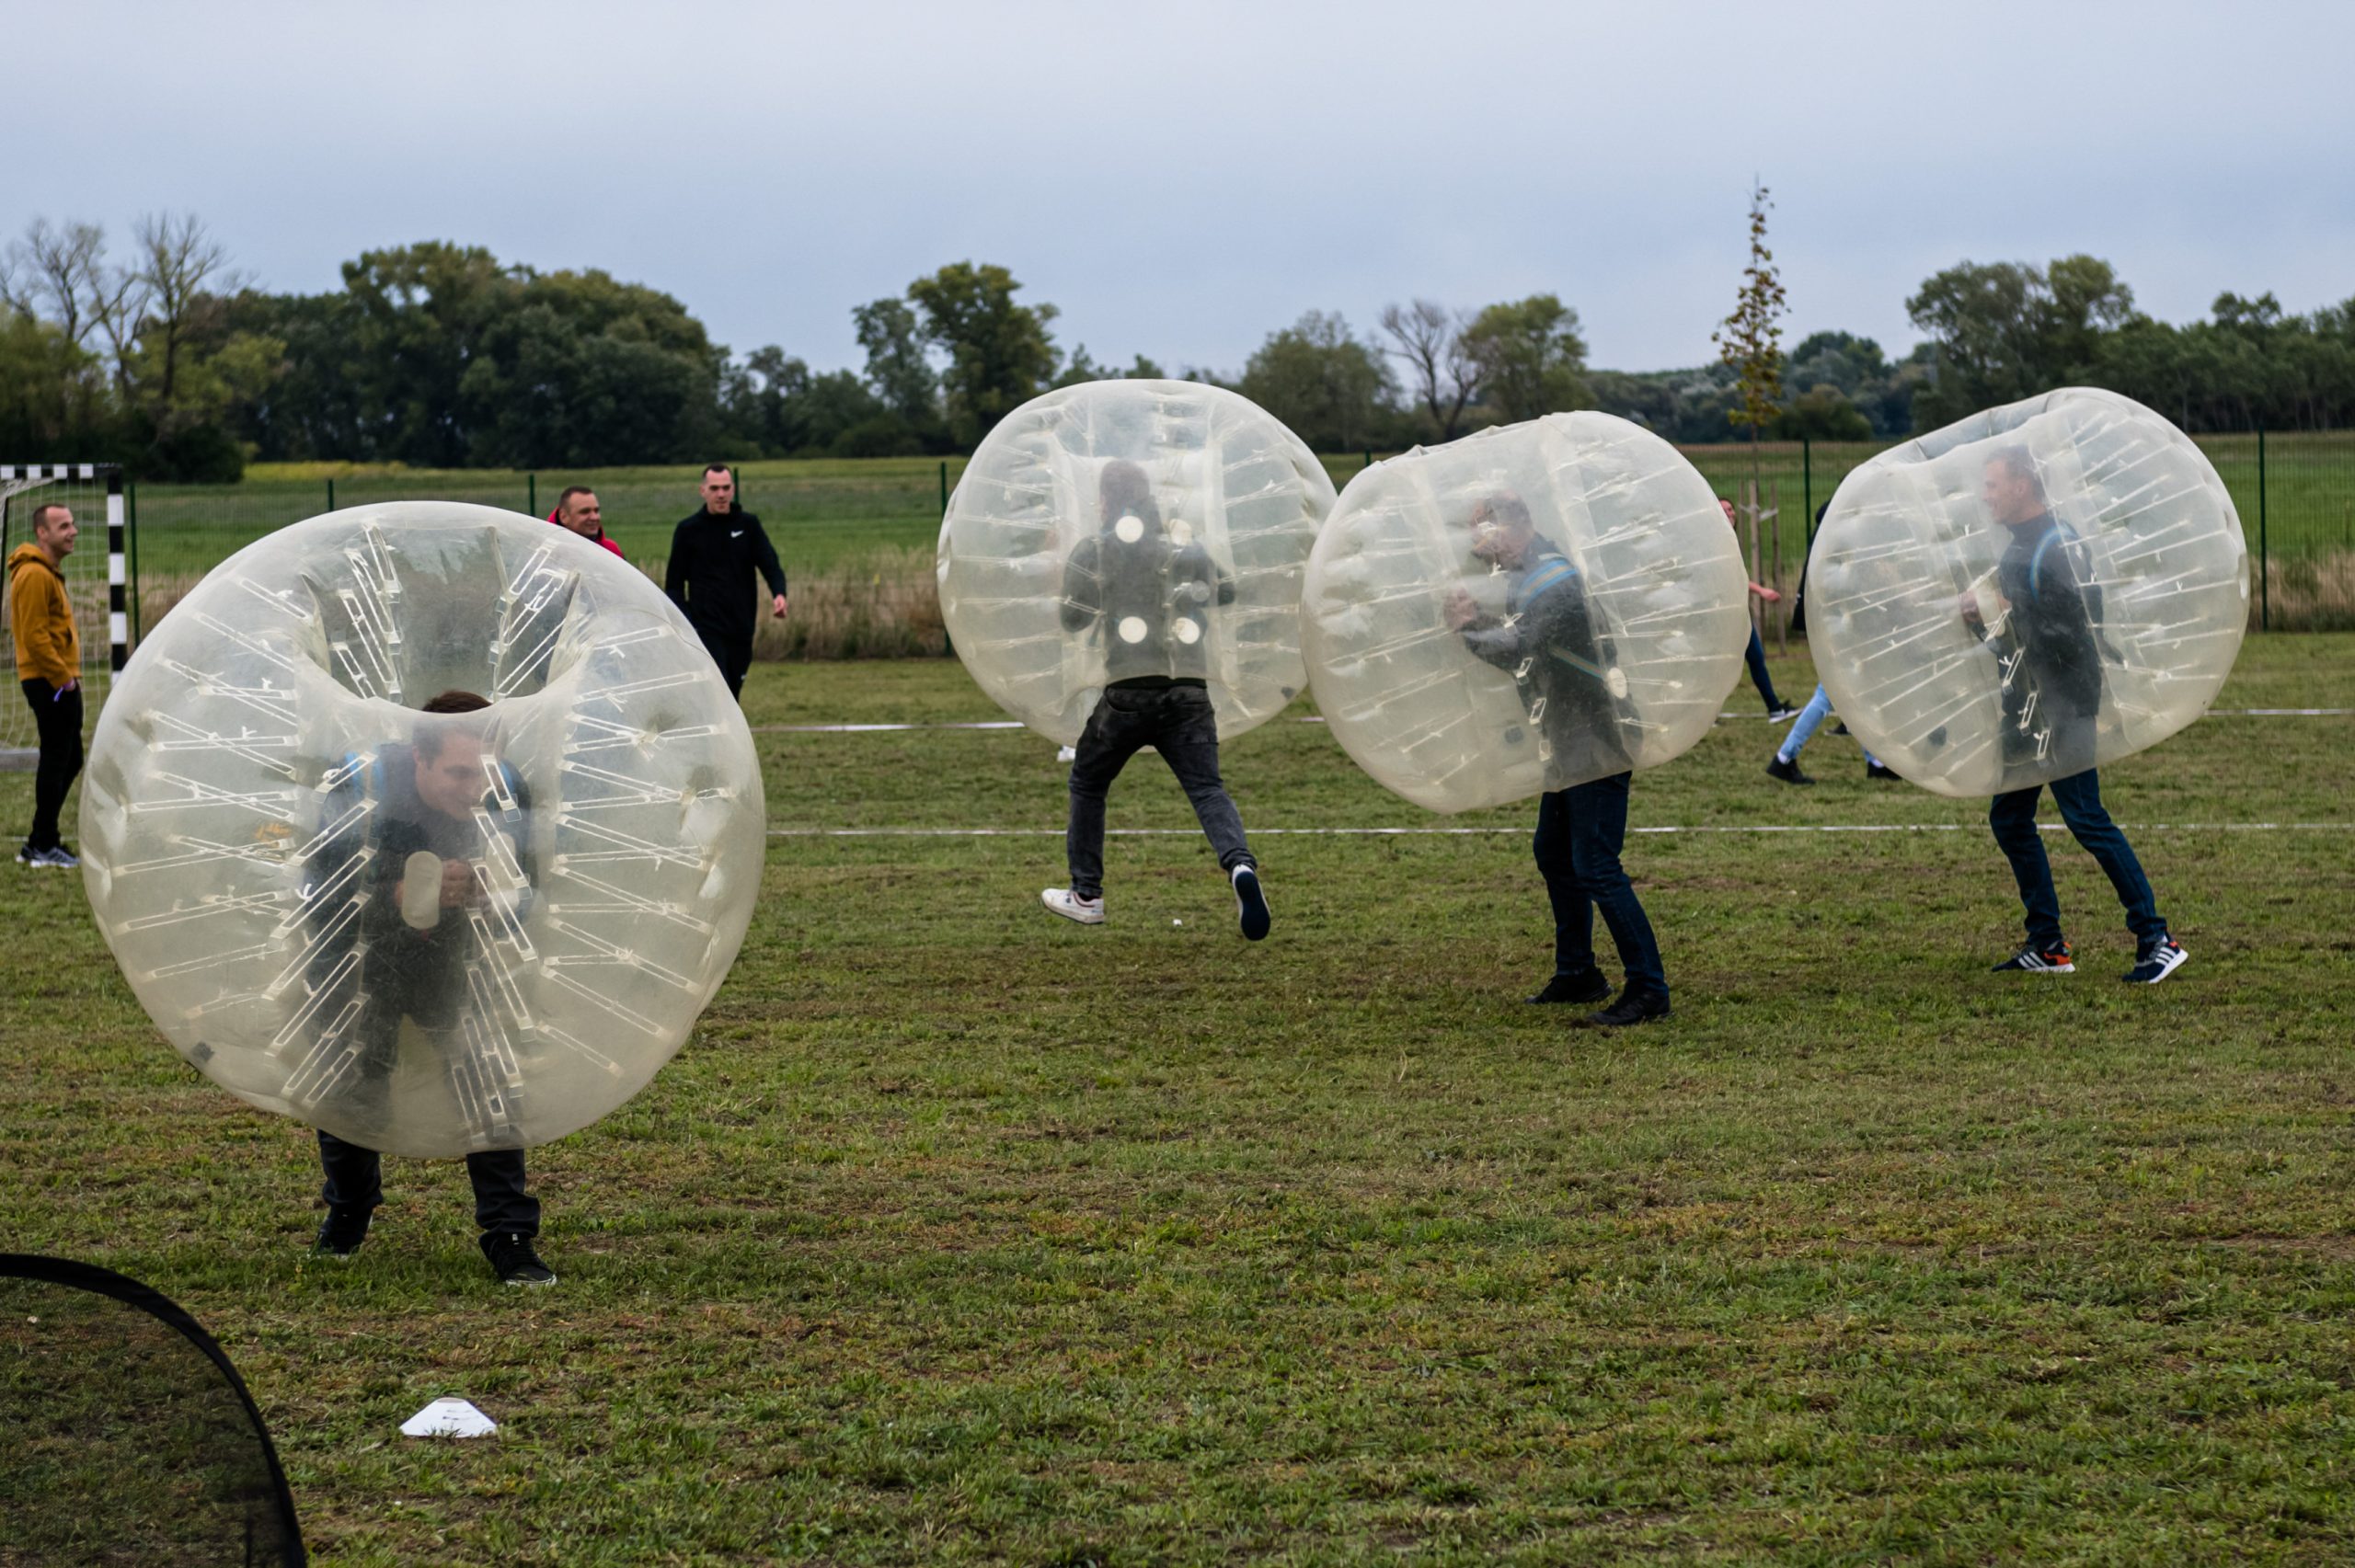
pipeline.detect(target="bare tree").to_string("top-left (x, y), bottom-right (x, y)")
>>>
top-left (1380, 298), bottom-right (1481, 441)
top-left (6, 218), bottom-right (116, 349)
top-left (120, 212), bottom-right (237, 420)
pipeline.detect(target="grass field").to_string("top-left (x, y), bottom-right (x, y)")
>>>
top-left (2, 637), bottom-right (2351, 1563)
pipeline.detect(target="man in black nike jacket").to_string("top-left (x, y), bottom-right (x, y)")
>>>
top-left (666, 464), bottom-right (787, 699)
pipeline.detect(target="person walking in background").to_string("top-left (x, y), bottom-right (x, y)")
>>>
top-left (1719, 498), bottom-right (1797, 720)
top-left (1040, 460), bottom-right (1271, 941)
top-left (549, 486), bottom-right (625, 558)
top-left (1444, 491), bottom-right (1667, 1028)
top-left (10, 501), bottom-right (84, 868)
top-left (1766, 503), bottom-right (1900, 784)
top-left (666, 464), bottom-right (787, 699)
top-left (1965, 447), bottom-right (2184, 984)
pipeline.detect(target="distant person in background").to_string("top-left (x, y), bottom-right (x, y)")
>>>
top-left (549, 486), bottom-right (625, 558)
top-left (1719, 498), bottom-right (1796, 720)
top-left (1767, 502), bottom-right (1900, 784)
top-left (666, 464), bottom-right (787, 700)
top-left (10, 501), bottom-right (83, 868)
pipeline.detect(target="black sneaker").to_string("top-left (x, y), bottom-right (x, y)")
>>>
top-left (313, 1207), bottom-right (370, 1260)
top-left (1580, 989), bottom-right (1671, 1028)
top-left (1527, 968), bottom-right (1612, 1005)
top-left (1232, 865), bottom-right (1270, 942)
top-left (1993, 941), bottom-right (2074, 974)
top-left (484, 1231), bottom-right (556, 1287)
top-left (1765, 754), bottom-right (1814, 786)
top-left (1866, 761), bottom-right (1902, 782)
top-left (1766, 704), bottom-right (1798, 722)
top-left (2123, 936), bottom-right (2188, 985)
top-left (1832, 722), bottom-right (1851, 736)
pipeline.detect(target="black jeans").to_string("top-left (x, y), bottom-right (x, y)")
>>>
top-left (19, 678), bottom-right (83, 851)
top-left (1066, 683), bottom-right (1254, 899)
top-left (1533, 773), bottom-right (1668, 1000)
top-left (691, 621), bottom-right (753, 699)
top-left (1988, 767), bottom-right (2166, 950)
top-left (317, 1130), bottom-right (539, 1238)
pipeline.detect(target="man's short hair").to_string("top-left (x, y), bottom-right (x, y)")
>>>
top-left (557, 486), bottom-right (596, 512)
top-left (701, 463), bottom-right (733, 480)
top-left (1471, 491), bottom-right (1533, 532)
top-left (415, 690), bottom-right (492, 762)
top-left (29, 501), bottom-right (69, 531)
top-left (1986, 445), bottom-right (2044, 497)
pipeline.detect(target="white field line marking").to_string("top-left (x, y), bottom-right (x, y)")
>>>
top-left (767, 821), bottom-right (2355, 839)
top-left (753, 708), bottom-right (2349, 735)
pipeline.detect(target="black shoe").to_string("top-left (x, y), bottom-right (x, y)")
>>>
top-left (1866, 761), bottom-right (1902, 782)
top-left (1832, 721), bottom-right (1851, 736)
top-left (1766, 704), bottom-right (1798, 722)
top-left (1993, 941), bottom-right (2074, 974)
top-left (2123, 935), bottom-right (2188, 985)
top-left (313, 1207), bottom-right (370, 1260)
top-left (1580, 989), bottom-right (1671, 1028)
top-left (484, 1231), bottom-right (556, 1287)
top-left (1527, 968), bottom-right (1612, 1005)
top-left (1765, 755), bottom-right (1815, 786)
top-left (1232, 865), bottom-right (1270, 941)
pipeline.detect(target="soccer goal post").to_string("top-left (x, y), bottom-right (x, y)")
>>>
top-left (0, 463), bottom-right (131, 761)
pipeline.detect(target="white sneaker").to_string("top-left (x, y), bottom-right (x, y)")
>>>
top-left (1040, 887), bottom-right (1105, 924)
top-left (1055, 744), bottom-right (1077, 762)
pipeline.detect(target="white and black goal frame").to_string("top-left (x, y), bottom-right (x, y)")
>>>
top-left (0, 462), bottom-right (132, 673)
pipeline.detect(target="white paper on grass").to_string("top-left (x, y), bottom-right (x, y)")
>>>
top-left (401, 1397), bottom-right (497, 1437)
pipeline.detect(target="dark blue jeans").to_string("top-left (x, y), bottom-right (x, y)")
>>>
top-left (1066, 683), bottom-right (1254, 899)
top-left (1988, 768), bottom-right (2166, 950)
top-left (1743, 627), bottom-right (1783, 712)
top-left (318, 1130), bottom-right (539, 1238)
top-left (1534, 773), bottom-right (1667, 1000)
top-left (19, 678), bottom-right (83, 851)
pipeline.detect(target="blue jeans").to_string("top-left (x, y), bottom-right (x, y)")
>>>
top-left (1534, 773), bottom-right (1667, 1000)
top-left (1988, 768), bottom-right (2166, 950)
top-left (1066, 683), bottom-right (1254, 898)
top-left (1743, 628), bottom-right (1783, 712)
top-left (1777, 685), bottom-right (1880, 768)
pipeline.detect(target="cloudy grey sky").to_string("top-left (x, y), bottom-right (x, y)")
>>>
top-left (17, 1), bottom-right (2353, 378)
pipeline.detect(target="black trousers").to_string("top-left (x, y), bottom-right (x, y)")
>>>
top-left (691, 621), bottom-right (753, 699)
top-left (316, 1129), bottom-right (539, 1238)
top-left (1066, 683), bottom-right (1254, 899)
top-left (19, 678), bottom-right (83, 851)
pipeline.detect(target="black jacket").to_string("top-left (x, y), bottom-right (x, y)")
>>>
top-left (1059, 522), bottom-right (1234, 685)
top-left (1977, 512), bottom-right (2107, 774)
top-left (666, 507), bottom-right (787, 635)
top-left (1460, 537), bottom-right (1634, 785)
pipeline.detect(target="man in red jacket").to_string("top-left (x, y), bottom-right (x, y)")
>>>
top-left (549, 487), bottom-right (625, 558)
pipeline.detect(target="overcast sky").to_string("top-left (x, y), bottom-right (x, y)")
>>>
top-left (16, 1), bottom-right (2353, 379)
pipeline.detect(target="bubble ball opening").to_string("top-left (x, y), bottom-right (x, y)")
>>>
top-left (1303, 413), bottom-right (1752, 815)
top-left (1809, 387), bottom-right (2248, 799)
top-left (936, 380), bottom-right (1336, 746)
top-left (79, 502), bottom-right (765, 1160)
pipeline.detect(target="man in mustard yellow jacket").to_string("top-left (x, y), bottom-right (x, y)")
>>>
top-left (10, 502), bottom-right (83, 868)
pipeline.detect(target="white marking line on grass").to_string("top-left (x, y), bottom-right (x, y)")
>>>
top-left (768, 822), bottom-right (2355, 839)
top-left (754, 709), bottom-right (2349, 734)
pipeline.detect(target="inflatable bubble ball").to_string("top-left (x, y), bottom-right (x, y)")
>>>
top-left (937, 380), bottom-right (1336, 745)
top-left (1809, 387), bottom-right (2248, 799)
top-left (1304, 413), bottom-right (1752, 814)
top-left (79, 503), bottom-right (765, 1160)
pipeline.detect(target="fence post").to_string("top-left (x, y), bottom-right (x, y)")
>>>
top-left (2257, 424), bottom-right (2269, 632)
top-left (127, 480), bottom-right (141, 644)
top-left (939, 460), bottom-right (948, 512)
top-left (1363, 449), bottom-right (1373, 470)
top-left (528, 474), bottom-right (537, 517)
top-left (326, 478), bottom-right (336, 512)
top-left (1801, 439), bottom-right (1812, 544)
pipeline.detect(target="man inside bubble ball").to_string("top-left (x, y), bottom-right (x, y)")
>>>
top-left (1039, 459), bottom-right (1271, 940)
top-left (1442, 492), bottom-right (1668, 1027)
top-left (302, 690), bottom-right (557, 1285)
top-left (1962, 447), bottom-right (2186, 984)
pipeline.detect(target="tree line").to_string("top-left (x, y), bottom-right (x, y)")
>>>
top-left (2, 213), bottom-right (2348, 482)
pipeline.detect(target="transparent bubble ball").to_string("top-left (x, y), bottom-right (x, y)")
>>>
top-left (937, 380), bottom-right (1336, 744)
top-left (80, 503), bottom-right (765, 1158)
top-left (1304, 413), bottom-right (1752, 814)
top-left (1811, 387), bottom-right (2248, 798)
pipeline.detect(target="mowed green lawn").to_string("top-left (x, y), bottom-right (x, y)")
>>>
top-left (2, 637), bottom-right (2350, 1564)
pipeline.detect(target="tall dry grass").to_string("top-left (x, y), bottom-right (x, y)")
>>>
top-left (2254, 552), bottom-right (2355, 631)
